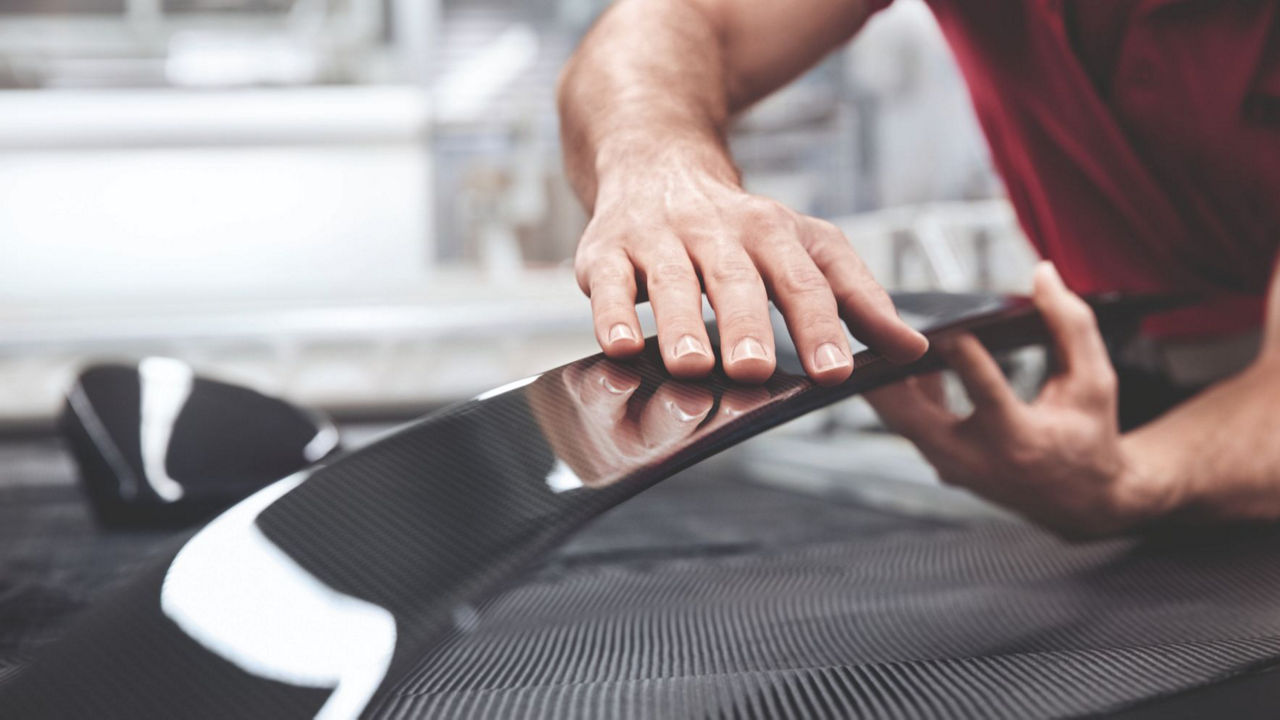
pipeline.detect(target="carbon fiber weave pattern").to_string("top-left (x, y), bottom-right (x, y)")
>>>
top-left (368, 470), bottom-right (1280, 719)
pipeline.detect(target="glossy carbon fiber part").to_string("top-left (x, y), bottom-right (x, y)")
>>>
top-left (61, 359), bottom-right (340, 528)
top-left (0, 292), bottom-right (1223, 719)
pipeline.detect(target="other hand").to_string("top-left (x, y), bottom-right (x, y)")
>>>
top-left (866, 262), bottom-right (1174, 538)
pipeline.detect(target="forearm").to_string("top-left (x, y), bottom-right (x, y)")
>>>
top-left (557, 0), bottom-right (875, 212)
top-left (556, 0), bottom-right (738, 211)
top-left (1122, 353), bottom-right (1280, 524)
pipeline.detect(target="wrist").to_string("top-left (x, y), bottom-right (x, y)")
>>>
top-left (1115, 432), bottom-right (1187, 529)
top-left (593, 129), bottom-right (741, 204)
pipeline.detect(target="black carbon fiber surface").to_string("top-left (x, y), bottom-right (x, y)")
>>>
top-left (9, 292), bottom-right (1265, 720)
top-left (375, 488), bottom-right (1280, 719)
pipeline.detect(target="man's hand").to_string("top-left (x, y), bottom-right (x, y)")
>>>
top-left (579, 167), bottom-right (928, 386)
top-left (867, 263), bottom-right (1176, 538)
top-left (558, 0), bottom-right (926, 386)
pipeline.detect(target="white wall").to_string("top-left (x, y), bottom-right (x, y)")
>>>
top-left (0, 87), bottom-right (434, 307)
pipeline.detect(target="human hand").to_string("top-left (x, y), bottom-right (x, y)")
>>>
top-left (866, 263), bottom-right (1175, 538)
top-left (575, 165), bottom-right (928, 386)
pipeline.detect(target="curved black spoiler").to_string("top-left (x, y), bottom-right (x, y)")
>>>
top-left (0, 292), bottom-right (1189, 719)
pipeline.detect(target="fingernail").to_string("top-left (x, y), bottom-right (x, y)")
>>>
top-left (731, 337), bottom-right (768, 363)
top-left (673, 335), bottom-right (709, 359)
top-left (608, 323), bottom-right (637, 344)
top-left (813, 342), bottom-right (851, 372)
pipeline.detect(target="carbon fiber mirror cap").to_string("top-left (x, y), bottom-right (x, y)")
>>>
top-left (60, 358), bottom-right (340, 528)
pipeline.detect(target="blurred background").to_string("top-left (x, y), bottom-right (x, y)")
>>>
top-left (0, 0), bottom-right (1038, 428)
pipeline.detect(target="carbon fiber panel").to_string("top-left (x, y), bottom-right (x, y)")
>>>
top-left (377, 514), bottom-right (1280, 718)
top-left (7, 292), bottom-right (1253, 720)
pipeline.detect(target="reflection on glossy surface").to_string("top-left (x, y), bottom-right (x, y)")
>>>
top-left (162, 472), bottom-right (397, 720)
top-left (474, 374), bottom-right (542, 401)
top-left (527, 359), bottom-right (789, 489)
top-left (138, 357), bottom-right (195, 502)
top-left (544, 459), bottom-right (584, 493)
top-left (5, 293), bottom-right (1183, 719)
top-left (60, 358), bottom-right (340, 527)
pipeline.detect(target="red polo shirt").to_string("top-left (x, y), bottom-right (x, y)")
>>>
top-left (872, 0), bottom-right (1280, 338)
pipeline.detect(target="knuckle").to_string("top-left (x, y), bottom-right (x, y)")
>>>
top-left (589, 262), bottom-right (633, 291)
top-left (806, 216), bottom-right (839, 233)
top-left (1080, 385), bottom-right (1115, 410)
top-left (579, 222), bottom-right (625, 249)
top-left (573, 242), bottom-right (598, 272)
top-left (1064, 299), bottom-right (1098, 330)
top-left (665, 209), bottom-right (703, 234)
top-left (805, 217), bottom-right (850, 245)
top-left (806, 236), bottom-right (872, 283)
top-left (717, 307), bottom-right (768, 331)
top-left (796, 311), bottom-right (842, 339)
top-left (574, 250), bottom-right (602, 295)
top-left (705, 256), bottom-right (761, 288)
top-left (999, 429), bottom-right (1043, 468)
top-left (663, 197), bottom-right (714, 231)
top-left (645, 260), bottom-right (697, 290)
top-left (1074, 367), bottom-right (1118, 407)
top-left (738, 198), bottom-right (796, 235)
top-left (575, 236), bottom-right (620, 271)
top-left (804, 235), bottom-right (837, 264)
top-left (776, 263), bottom-right (832, 297)
top-left (1095, 365), bottom-right (1119, 396)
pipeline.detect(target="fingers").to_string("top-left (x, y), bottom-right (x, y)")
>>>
top-left (744, 229), bottom-right (854, 386)
top-left (577, 195), bottom-right (927, 384)
top-left (937, 334), bottom-right (1022, 419)
top-left (1032, 261), bottom-right (1117, 407)
top-left (868, 378), bottom-right (1000, 494)
top-left (580, 250), bottom-right (645, 358)
top-left (631, 239), bottom-right (716, 378)
top-left (802, 221), bottom-right (929, 364)
top-left (916, 371), bottom-right (948, 407)
top-left (686, 240), bottom-right (776, 383)
top-left (865, 377), bottom-right (957, 447)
